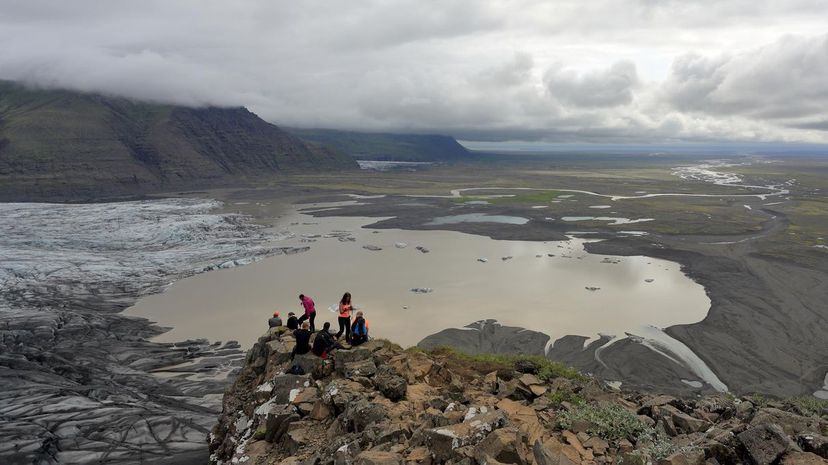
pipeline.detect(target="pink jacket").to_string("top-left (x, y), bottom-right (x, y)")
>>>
top-left (301, 296), bottom-right (316, 316)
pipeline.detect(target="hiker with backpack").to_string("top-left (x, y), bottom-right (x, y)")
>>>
top-left (298, 294), bottom-right (316, 333)
top-left (291, 321), bottom-right (312, 359)
top-left (350, 311), bottom-right (369, 346)
top-left (336, 292), bottom-right (353, 343)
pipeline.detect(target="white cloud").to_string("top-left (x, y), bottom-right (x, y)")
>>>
top-left (0, 0), bottom-right (826, 143)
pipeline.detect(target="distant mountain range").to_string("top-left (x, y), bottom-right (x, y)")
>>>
top-left (286, 128), bottom-right (471, 161)
top-left (0, 81), bottom-right (357, 201)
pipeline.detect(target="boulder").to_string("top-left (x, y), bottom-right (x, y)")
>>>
top-left (656, 450), bottom-right (706, 465)
top-left (406, 447), bottom-right (433, 465)
top-left (751, 408), bottom-right (823, 436)
top-left (475, 427), bottom-right (530, 465)
top-left (355, 450), bottom-right (404, 465)
top-left (261, 404), bottom-right (299, 443)
top-left (798, 433), bottom-right (828, 460)
top-left (343, 358), bottom-right (378, 379)
top-left (532, 438), bottom-right (581, 465)
top-left (334, 348), bottom-right (374, 373)
top-left (496, 399), bottom-right (544, 444)
top-left (780, 452), bottom-right (828, 465)
top-left (344, 398), bottom-right (388, 432)
top-left (425, 410), bottom-right (508, 461)
top-left (583, 437), bottom-right (609, 456)
top-left (293, 353), bottom-right (326, 379)
top-left (375, 367), bottom-right (408, 402)
top-left (335, 441), bottom-right (361, 465)
top-left (738, 424), bottom-right (800, 465)
top-left (270, 374), bottom-right (313, 404)
top-left (671, 410), bottom-right (710, 434)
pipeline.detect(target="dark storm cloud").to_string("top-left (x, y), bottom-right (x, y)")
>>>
top-left (0, 0), bottom-right (826, 143)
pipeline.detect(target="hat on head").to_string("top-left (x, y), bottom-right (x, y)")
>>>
top-left (273, 311), bottom-right (280, 317)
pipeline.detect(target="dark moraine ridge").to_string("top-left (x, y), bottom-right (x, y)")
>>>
top-left (0, 80), bottom-right (357, 202)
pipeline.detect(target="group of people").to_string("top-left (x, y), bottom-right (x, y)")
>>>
top-left (268, 292), bottom-right (370, 359)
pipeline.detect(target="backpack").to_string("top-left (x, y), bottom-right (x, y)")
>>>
top-left (353, 319), bottom-right (367, 336)
top-left (286, 363), bottom-right (305, 375)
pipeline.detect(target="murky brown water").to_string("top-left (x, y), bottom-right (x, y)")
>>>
top-left (125, 203), bottom-right (710, 349)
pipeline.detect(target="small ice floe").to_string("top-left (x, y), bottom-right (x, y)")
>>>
top-left (477, 258), bottom-right (488, 263)
top-left (589, 205), bottom-right (612, 209)
top-left (301, 234), bottom-right (321, 239)
top-left (363, 245), bottom-right (382, 251)
top-left (416, 246), bottom-right (430, 253)
top-left (813, 245), bottom-right (828, 250)
top-left (585, 286), bottom-right (601, 291)
top-left (395, 242), bottom-right (408, 248)
top-left (547, 253), bottom-right (555, 257)
top-left (681, 379), bottom-right (704, 388)
top-left (601, 258), bottom-right (621, 264)
top-left (410, 288), bottom-right (433, 294)
top-left (531, 205), bottom-right (548, 209)
top-left (339, 237), bottom-right (356, 242)
top-left (536, 254), bottom-right (543, 258)
top-left (501, 256), bottom-right (513, 261)
top-left (402, 306), bottom-right (409, 309)
top-left (300, 238), bottom-right (317, 243)
top-left (645, 278), bottom-right (654, 283)
top-left (372, 231), bottom-right (380, 234)
top-left (558, 195), bottom-right (574, 198)
top-left (743, 205), bottom-right (752, 210)
top-left (813, 372), bottom-right (828, 399)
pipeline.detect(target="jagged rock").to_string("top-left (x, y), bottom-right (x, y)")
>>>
top-left (562, 430), bottom-right (593, 461)
top-left (335, 348), bottom-right (374, 372)
top-left (270, 374), bottom-right (313, 403)
top-left (671, 409), bottom-right (710, 434)
top-left (532, 438), bottom-right (581, 465)
top-left (375, 371), bottom-right (408, 401)
top-left (425, 410), bottom-right (508, 461)
top-left (406, 447), bottom-right (433, 465)
top-left (343, 358), bottom-right (378, 379)
top-left (294, 353), bottom-right (326, 379)
top-left (656, 450), bottom-right (705, 465)
top-left (475, 427), bottom-right (530, 465)
top-left (799, 433), bottom-right (828, 459)
top-left (738, 424), bottom-right (801, 465)
top-left (583, 437), bottom-right (609, 456)
top-left (780, 452), bottom-right (828, 465)
top-left (736, 400), bottom-right (755, 420)
top-left (496, 399), bottom-right (544, 444)
top-left (310, 400), bottom-right (331, 421)
top-left (344, 398), bottom-right (387, 432)
top-left (355, 450), bottom-right (404, 465)
top-left (751, 408), bottom-right (823, 436)
top-left (263, 404), bottom-right (300, 443)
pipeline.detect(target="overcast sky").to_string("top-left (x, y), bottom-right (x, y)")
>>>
top-left (2, 0), bottom-right (827, 143)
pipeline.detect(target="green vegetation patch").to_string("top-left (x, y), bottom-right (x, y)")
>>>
top-left (414, 345), bottom-right (583, 381)
top-left (558, 402), bottom-right (649, 441)
top-left (452, 190), bottom-right (561, 206)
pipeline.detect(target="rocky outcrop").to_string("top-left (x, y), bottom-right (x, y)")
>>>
top-left (418, 320), bottom-right (550, 356)
top-left (210, 329), bottom-right (828, 465)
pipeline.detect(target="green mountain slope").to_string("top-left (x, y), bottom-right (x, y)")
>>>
top-left (286, 127), bottom-right (471, 161)
top-left (0, 81), bottom-right (356, 201)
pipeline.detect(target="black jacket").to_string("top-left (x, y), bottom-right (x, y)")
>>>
top-left (293, 329), bottom-right (311, 355)
top-left (286, 316), bottom-right (299, 330)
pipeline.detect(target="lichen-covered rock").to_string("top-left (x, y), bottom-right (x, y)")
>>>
top-left (738, 424), bottom-right (801, 465)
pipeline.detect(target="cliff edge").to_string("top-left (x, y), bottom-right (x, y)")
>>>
top-left (209, 328), bottom-right (828, 465)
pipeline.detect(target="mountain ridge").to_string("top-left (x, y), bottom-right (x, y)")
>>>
top-left (286, 127), bottom-right (471, 162)
top-left (0, 81), bottom-right (357, 201)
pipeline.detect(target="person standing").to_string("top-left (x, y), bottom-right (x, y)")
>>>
top-left (336, 292), bottom-right (353, 343)
top-left (298, 294), bottom-right (316, 333)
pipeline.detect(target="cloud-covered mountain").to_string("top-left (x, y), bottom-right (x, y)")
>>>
top-left (1, 1), bottom-right (827, 144)
top-left (0, 81), bottom-right (356, 201)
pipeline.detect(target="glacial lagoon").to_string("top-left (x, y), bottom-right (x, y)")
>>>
top-left (126, 203), bottom-right (711, 349)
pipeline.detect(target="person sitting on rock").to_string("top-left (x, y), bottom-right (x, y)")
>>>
top-left (297, 294), bottom-right (316, 333)
top-left (350, 311), bottom-right (369, 346)
top-left (286, 312), bottom-right (299, 330)
top-left (312, 322), bottom-right (342, 358)
top-left (268, 311), bottom-right (283, 328)
top-left (292, 321), bottom-right (312, 359)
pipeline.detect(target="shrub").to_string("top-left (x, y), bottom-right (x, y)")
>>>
top-left (783, 396), bottom-right (828, 417)
top-left (558, 402), bottom-right (649, 441)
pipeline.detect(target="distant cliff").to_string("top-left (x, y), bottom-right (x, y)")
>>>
top-left (286, 128), bottom-right (471, 161)
top-left (0, 81), bottom-right (357, 201)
